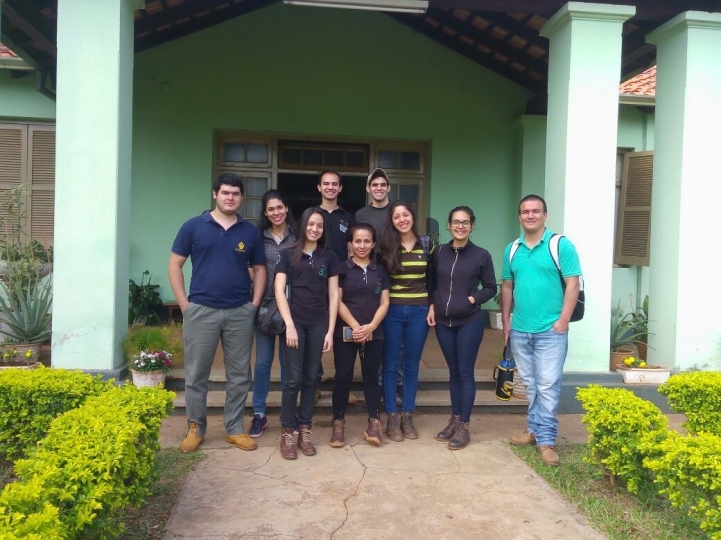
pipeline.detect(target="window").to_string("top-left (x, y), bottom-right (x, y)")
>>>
top-left (0, 123), bottom-right (55, 247)
top-left (614, 150), bottom-right (653, 266)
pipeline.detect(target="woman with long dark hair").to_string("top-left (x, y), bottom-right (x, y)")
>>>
top-left (377, 201), bottom-right (432, 442)
top-left (330, 223), bottom-right (390, 448)
top-left (275, 207), bottom-right (342, 460)
top-left (249, 190), bottom-right (297, 438)
top-left (427, 206), bottom-right (496, 449)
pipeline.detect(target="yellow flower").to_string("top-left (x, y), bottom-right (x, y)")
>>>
top-left (2, 353), bottom-right (9, 359)
top-left (639, 361), bottom-right (646, 368)
top-left (624, 357), bottom-right (634, 365)
top-left (25, 350), bottom-right (32, 358)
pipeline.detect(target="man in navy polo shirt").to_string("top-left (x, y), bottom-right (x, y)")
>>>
top-left (169, 173), bottom-right (266, 453)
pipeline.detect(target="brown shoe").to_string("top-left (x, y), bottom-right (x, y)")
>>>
top-left (436, 415), bottom-right (460, 441)
top-left (386, 413), bottom-right (404, 442)
top-left (179, 422), bottom-right (204, 453)
top-left (225, 433), bottom-right (257, 451)
top-left (279, 427), bottom-right (297, 460)
top-left (401, 412), bottom-right (418, 440)
top-left (509, 430), bottom-right (536, 446)
top-left (297, 424), bottom-right (316, 456)
top-left (330, 418), bottom-right (345, 448)
top-left (364, 417), bottom-right (382, 447)
top-left (538, 445), bottom-right (560, 466)
top-left (448, 422), bottom-right (470, 450)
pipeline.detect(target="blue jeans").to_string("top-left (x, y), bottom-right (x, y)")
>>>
top-left (510, 328), bottom-right (568, 446)
top-left (252, 328), bottom-right (286, 417)
top-left (435, 318), bottom-right (485, 423)
top-left (382, 304), bottom-right (430, 413)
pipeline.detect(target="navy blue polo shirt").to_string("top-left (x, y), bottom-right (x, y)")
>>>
top-left (275, 247), bottom-right (343, 326)
top-left (335, 258), bottom-right (391, 340)
top-left (318, 207), bottom-right (355, 261)
top-left (171, 211), bottom-right (265, 309)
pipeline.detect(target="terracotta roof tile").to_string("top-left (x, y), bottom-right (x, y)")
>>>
top-left (619, 65), bottom-right (656, 96)
top-left (0, 43), bottom-right (19, 59)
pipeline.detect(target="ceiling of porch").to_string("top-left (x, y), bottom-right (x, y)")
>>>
top-left (2, 0), bottom-right (719, 109)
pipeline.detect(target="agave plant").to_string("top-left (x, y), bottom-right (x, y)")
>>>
top-left (610, 301), bottom-right (645, 352)
top-left (0, 279), bottom-right (52, 344)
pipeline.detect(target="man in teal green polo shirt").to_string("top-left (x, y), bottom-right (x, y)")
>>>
top-left (501, 195), bottom-right (581, 466)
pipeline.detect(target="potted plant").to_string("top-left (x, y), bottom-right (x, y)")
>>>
top-left (489, 279), bottom-right (510, 330)
top-left (0, 343), bottom-right (40, 369)
top-left (609, 301), bottom-right (644, 372)
top-left (616, 354), bottom-right (671, 384)
top-left (123, 324), bottom-right (182, 387)
top-left (128, 350), bottom-right (173, 387)
top-left (0, 279), bottom-right (52, 359)
top-left (629, 294), bottom-right (651, 360)
top-left (128, 270), bottom-right (164, 326)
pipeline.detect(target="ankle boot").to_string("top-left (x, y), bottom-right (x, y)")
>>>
top-left (436, 415), bottom-right (460, 441)
top-left (297, 424), bottom-right (316, 456)
top-left (401, 412), bottom-right (418, 440)
top-left (279, 427), bottom-right (297, 460)
top-left (386, 413), bottom-right (404, 442)
top-left (330, 418), bottom-right (345, 448)
top-left (364, 417), bottom-right (382, 447)
top-left (448, 422), bottom-right (470, 450)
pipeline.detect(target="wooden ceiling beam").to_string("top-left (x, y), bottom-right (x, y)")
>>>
top-left (479, 12), bottom-right (549, 59)
top-left (2, 0), bottom-right (56, 58)
top-left (0, 21), bottom-right (53, 67)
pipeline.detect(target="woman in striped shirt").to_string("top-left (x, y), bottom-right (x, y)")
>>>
top-left (377, 201), bottom-right (433, 442)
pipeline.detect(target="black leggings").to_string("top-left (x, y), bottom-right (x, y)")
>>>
top-left (332, 338), bottom-right (383, 420)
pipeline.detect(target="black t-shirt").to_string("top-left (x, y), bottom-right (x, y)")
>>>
top-left (318, 207), bottom-right (355, 261)
top-left (335, 258), bottom-right (391, 340)
top-left (276, 247), bottom-right (343, 326)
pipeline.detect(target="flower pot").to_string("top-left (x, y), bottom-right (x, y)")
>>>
top-left (489, 311), bottom-right (512, 331)
top-left (131, 370), bottom-right (166, 388)
top-left (609, 344), bottom-right (638, 372)
top-left (512, 378), bottom-right (526, 400)
top-left (636, 341), bottom-right (648, 361)
top-left (616, 366), bottom-right (671, 384)
top-left (0, 362), bottom-right (39, 370)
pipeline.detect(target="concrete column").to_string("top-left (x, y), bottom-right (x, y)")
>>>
top-left (517, 115), bottom-right (547, 200)
top-left (540, 2), bottom-right (634, 371)
top-left (52, 0), bottom-right (144, 372)
top-left (646, 12), bottom-right (721, 371)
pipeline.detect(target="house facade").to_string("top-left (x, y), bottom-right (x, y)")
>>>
top-left (1, 0), bottom-right (720, 374)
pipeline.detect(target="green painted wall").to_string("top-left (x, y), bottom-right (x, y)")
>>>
top-left (0, 70), bottom-right (55, 120)
top-left (130, 4), bottom-right (531, 299)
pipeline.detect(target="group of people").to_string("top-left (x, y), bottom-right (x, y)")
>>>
top-left (169, 169), bottom-right (581, 467)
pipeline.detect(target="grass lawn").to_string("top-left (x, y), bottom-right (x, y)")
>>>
top-left (510, 443), bottom-right (708, 540)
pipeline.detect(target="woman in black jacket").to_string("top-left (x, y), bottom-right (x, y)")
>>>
top-left (427, 206), bottom-right (496, 450)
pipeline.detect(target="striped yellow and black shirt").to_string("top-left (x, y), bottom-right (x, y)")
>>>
top-left (389, 241), bottom-right (432, 306)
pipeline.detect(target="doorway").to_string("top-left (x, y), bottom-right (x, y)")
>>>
top-left (277, 172), bottom-right (367, 222)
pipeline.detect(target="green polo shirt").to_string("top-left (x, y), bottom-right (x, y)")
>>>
top-left (502, 229), bottom-right (581, 333)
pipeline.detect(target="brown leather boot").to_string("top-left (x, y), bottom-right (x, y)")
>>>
top-left (401, 412), bottom-right (418, 439)
top-left (297, 424), bottom-right (317, 456)
top-left (436, 415), bottom-right (460, 441)
top-left (386, 413), bottom-right (404, 442)
top-left (279, 427), bottom-right (297, 460)
top-left (364, 417), bottom-right (382, 447)
top-left (330, 418), bottom-right (345, 448)
top-left (448, 422), bottom-right (470, 450)
top-left (538, 445), bottom-right (560, 466)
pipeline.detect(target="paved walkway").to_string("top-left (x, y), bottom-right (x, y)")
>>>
top-left (160, 413), bottom-right (609, 540)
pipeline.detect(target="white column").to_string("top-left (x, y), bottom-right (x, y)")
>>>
top-left (646, 12), bottom-right (721, 371)
top-left (541, 2), bottom-right (634, 371)
top-left (52, 0), bottom-right (144, 371)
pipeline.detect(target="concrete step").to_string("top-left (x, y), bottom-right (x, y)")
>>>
top-left (171, 388), bottom-right (528, 415)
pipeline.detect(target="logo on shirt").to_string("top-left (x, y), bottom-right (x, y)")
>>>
top-left (235, 241), bottom-right (245, 253)
top-left (375, 283), bottom-right (382, 295)
top-left (319, 265), bottom-right (327, 278)
top-left (276, 254), bottom-right (281, 264)
top-left (339, 221), bottom-right (348, 233)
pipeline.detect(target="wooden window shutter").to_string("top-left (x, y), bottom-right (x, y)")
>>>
top-left (614, 150), bottom-right (653, 266)
top-left (27, 125), bottom-right (55, 246)
top-left (0, 124), bottom-right (28, 232)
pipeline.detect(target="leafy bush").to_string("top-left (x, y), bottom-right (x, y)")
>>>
top-left (642, 431), bottom-right (721, 539)
top-left (122, 324), bottom-right (182, 364)
top-left (659, 371), bottom-right (721, 436)
top-left (0, 384), bottom-right (175, 539)
top-left (0, 368), bottom-right (112, 461)
top-left (128, 271), bottom-right (164, 326)
top-left (577, 385), bottom-right (668, 493)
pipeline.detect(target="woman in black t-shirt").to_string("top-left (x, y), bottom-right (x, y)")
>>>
top-left (330, 224), bottom-right (390, 448)
top-left (275, 207), bottom-right (342, 460)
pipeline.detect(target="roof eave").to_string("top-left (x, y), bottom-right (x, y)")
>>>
top-left (619, 93), bottom-right (655, 107)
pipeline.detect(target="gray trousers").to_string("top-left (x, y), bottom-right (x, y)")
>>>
top-left (183, 302), bottom-right (256, 437)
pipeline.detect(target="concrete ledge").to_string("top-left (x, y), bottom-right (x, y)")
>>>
top-left (82, 367), bottom-right (129, 383)
top-left (559, 372), bottom-right (672, 413)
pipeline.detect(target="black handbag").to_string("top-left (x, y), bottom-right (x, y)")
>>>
top-left (256, 271), bottom-right (291, 337)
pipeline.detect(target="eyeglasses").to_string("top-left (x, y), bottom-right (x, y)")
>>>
top-left (451, 220), bottom-right (471, 228)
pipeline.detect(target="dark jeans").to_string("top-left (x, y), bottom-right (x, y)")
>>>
top-left (280, 323), bottom-right (326, 428)
top-left (332, 338), bottom-right (383, 420)
top-left (435, 318), bottom-right (485, 423)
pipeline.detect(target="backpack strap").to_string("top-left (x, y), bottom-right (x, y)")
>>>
top-left (419, 234), bottom-right (432, 261)
top-left (548, 233), bottom-right (563, 274)
top-left (508, 238), bottom-right (521, 263)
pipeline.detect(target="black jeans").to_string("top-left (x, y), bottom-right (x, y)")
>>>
top-left (280, 323), bottom-right (326, 428)
top-left (332, 338), bottom-right (383, 420)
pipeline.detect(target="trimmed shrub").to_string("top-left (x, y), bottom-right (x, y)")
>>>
top-left (642, 431), bottom-right (721, 539)
top-left (0, 384), bottom-right (175, 539)
top-left (577, 385), bottom-right (668, 493)
top-left (659, 371), bottom-right (721, 436)
top-left (0, 367), bottom-right (112, 461)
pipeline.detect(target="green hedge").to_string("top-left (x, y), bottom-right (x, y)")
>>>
top-left (659, 371), bottom-right (721, 436)
top-left (0, 384), bottom-right (175, 539)
top-left (577, 385), bottom-right (668, 493)
top-left (642, 431), bottom-right (721, 539)
top-left (0, 368), bottom-right (113, 461)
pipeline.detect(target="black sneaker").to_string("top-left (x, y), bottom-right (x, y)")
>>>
top-left (248, 414), bottom-right (268, 438)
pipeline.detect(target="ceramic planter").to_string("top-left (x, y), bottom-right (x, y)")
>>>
top-left (616, 366), bottom-right (671, 384)
top-left (131, 369), bottom-right (166, 388)
top-left (489, 311), bottom-right (512, 331)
